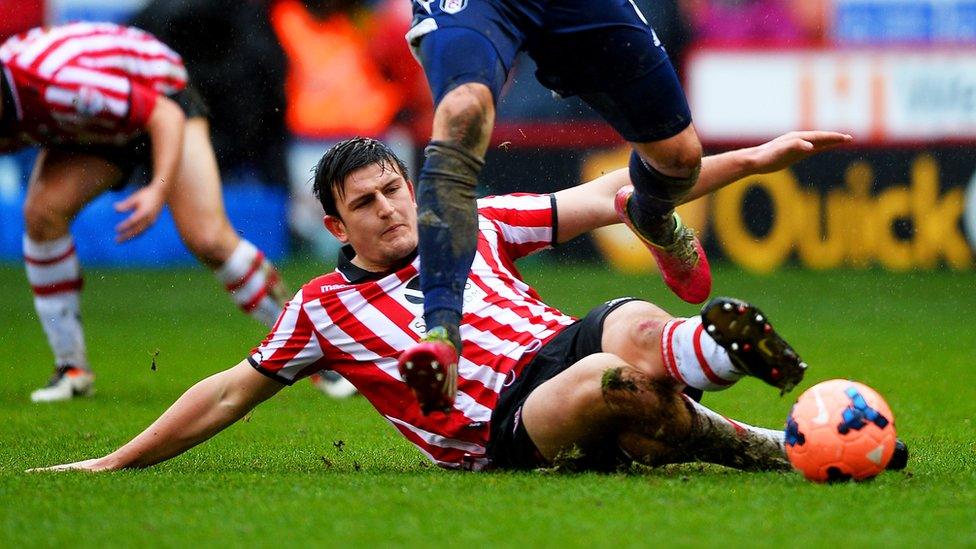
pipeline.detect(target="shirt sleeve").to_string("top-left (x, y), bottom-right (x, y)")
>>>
top-left (247, 288), bottom-right (327, 385)
top-left (126, 81), bottom-right (160, 129)
top-left (476, 193), bottom-right (557, 260)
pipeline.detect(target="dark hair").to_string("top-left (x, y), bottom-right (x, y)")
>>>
top-left (312, 137), bottom-right (410, 218)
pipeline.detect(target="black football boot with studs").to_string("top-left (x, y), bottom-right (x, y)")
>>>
top-left (700, 297), bottom-right (808, 395)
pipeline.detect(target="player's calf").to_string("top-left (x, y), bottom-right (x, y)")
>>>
top-left (700, 297), bottom-right (807, 395)
top-left (214, 240), bottom-right (289, 328)
top-left (600, 366), bottom-right (690, 435)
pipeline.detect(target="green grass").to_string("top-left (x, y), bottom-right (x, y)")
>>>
top-left (1, 260), bottom-right (974, 547)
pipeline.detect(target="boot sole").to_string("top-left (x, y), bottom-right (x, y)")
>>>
top-left (399, 352), bottom-right (456, 415)
top-left (701, 297), bottom-right (806, 395)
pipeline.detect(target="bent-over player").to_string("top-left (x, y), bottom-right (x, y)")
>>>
top-left (0, 23), bottom-right (288, 402)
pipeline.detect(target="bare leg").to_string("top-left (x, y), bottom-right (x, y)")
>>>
top-left (23, 150), bottom-right (120, 401)
top-left (520, 341), bottom-right (786, 472)
top-left (167, 118), bottom-right (288, 328)
top-left (521, 352), bottom-right (691, 466)
top-left (628, 124), bottom-right (703, 242)
top-left (398, 83), bottom-right (495, 413)
top-left (618, 396), bottom-right (791, 472)
top-left (416, 83), bottom-right (495, 349)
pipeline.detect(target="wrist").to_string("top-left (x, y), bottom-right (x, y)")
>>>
top-left (97, 453), bottom-right (127, 471)
top-left (739, 146), bottom-right (762, 174)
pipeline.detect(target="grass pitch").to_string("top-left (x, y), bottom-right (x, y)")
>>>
top-left (0, 261), bottom-right (974, 547)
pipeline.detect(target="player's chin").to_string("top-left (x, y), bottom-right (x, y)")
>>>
top-left (382, 234), bottom-right (418, 256)
top-left (375, 242), bottom-right (415, 265)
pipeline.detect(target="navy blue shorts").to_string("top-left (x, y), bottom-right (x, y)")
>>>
top-left (407, 0), bottom-right (692, 142)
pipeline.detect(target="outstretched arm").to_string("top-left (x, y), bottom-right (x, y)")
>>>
top-left (30, 361), bottom-right (284, 472)
top-left (553, 131), bottom-right (852, 243)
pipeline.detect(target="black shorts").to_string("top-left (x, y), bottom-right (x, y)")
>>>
top-left (487, 297), bottom-right (641, 471)
top-left (409, 0), bottom-right (691, 142)
top-left (57, 85), bottom-right (209, 188)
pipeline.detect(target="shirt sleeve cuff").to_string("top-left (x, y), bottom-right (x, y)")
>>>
top-left (549, 193), bottom-right (559, 246)
top-left (247, 356), bottom-right (293, 386)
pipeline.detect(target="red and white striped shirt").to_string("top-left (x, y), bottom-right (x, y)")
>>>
top-left (0, 22), bottom-right (187, 150)
top-left (249, 193), bottom-right (576, 470)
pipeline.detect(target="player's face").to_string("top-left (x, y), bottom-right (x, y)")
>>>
top-left (325, 162), bottom-right (418, 271)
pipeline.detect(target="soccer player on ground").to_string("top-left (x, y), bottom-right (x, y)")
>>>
top-left (34, 130), bottom-right (912, 475)
top-left (0, 23), bottom-right (288, 402)
top-left (400, 0), bottom-right (713, 410)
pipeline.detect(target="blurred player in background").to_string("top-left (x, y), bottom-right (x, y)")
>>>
top-left (30, 130), bottom-right (912, 475)
top-left (400, 0), bottom-right (712, 412)
top-left (0, 23), bottom-right (288, 402)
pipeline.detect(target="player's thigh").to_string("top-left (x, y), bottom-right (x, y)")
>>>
top-left (599, 300), bottom-right (672, 379)
top-left (520, 352), bottom-right (626, 459)
top-left (167, 118), bottom-right (238, 260)
top-left (408, 0), bottom-right (536, 106)
top-left (415, 27), bottom-right (509, 108)
top-left (23, 149), bottom-right (122, 232)
top-left (529, 2), bottom-right (692, 143)
top-left (575, 52), bottom-right (692, 143)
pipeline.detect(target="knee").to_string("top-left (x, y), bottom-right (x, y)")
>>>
top-left (435, 84), bottom-right (494, 150)
top-left (602, 302), bottom-right (671, 377)
top-left (23, 200), bottom-right (69, 240)
top-left (624, 313), bottom-right (668, 356)
top-left (183, 229), bottom-right (233, 266)
top-left (638, 134), bottom-right (702, 177)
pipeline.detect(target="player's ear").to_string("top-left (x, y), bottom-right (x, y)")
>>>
top-left (323, 215), bottom-right (348, 243)
top-left (405, 179), bottom-right (417, 205)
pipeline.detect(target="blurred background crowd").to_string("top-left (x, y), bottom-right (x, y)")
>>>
top-left (2, 0), bottom-right (975, 269)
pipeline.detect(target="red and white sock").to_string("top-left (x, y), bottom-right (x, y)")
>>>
top-left (660, 316), bottom-right (743, 391)
top-left (23, 234), bottom-right (88, 369)
top-left (214, 240), bottom-right (286, 328)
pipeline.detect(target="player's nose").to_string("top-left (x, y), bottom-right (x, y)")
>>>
top-left (375, 193), bottom-right (395, 217)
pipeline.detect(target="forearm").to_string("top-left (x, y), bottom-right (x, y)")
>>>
top-left (681, 148), bottom-right (755, 204)
top-left (99, 363), bottom-right (280, 469)
top-left (553, 131), bottom-right (849, 241)
top-left (144, 95), bottom-right (185, 197)
top-left (553, 150), bottom-right (755, 243)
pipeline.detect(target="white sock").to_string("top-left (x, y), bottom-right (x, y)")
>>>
top-left (23, 234), bottom-right (88, 369)
top-left (214, 240), bottom-right (286, 328)
top-left (661, 317), bottom-right (743, 391)
top-left (681, 395), bottom-right (789, 471)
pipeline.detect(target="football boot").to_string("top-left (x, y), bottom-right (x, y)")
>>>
top-left (701, 297), bottom-right (807, 395)
top-left (397, 327), bottom-right (458, 415)
top-left (30, 365), bottom-right (94, 403)
top-left (614, 185), bottom-right (711, 304)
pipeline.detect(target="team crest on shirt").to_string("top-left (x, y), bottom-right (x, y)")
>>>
top-left (439, 0), bottom-right (467, 14)
top-left (404, 276), bottom-right (486, 307)
top-left (403, 275), bottom-right (488, 336)
top-left (74, 86), bottom-right (106, 117)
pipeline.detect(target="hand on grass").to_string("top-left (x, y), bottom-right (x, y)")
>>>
top-left (27, 457), bottom-right (114, 473)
